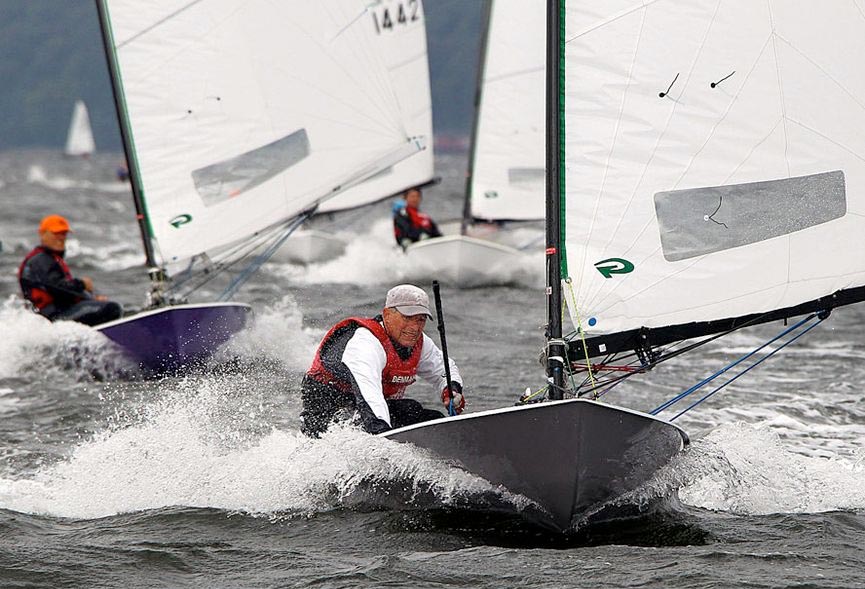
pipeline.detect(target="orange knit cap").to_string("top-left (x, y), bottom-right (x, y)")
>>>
top-left (38, 214), bottom-right (71, 234)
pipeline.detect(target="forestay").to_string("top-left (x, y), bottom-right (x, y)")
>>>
top-left (65, 100), bottom-right (96, 157)
top-left (101, 0), bottom-right (432, 271)
top-left (468, 0), bottom-right (545, 222)
top-left (563, 0), bottom-right (865, 356)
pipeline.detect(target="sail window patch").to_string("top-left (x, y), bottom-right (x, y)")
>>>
top-left (192, 129), bottom-right (311, 206)
top-left (654, 170), bottom-right (846, 262)
top-left (508, 167), bottom-right (545, 188)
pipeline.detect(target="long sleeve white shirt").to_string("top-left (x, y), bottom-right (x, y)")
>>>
top-left (341, 329), bottom-right (462, 427)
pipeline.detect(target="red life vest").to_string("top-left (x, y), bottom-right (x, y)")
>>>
top-left (17, 246), bottom-right (76, 310)
top-left (307, 317), bottom-right (422, 399)
top-left (406, 205), bottom-right (435, 232)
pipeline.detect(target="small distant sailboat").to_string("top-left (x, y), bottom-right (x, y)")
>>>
top-left (405, 0), bottom-right (544, 287)
top-left (64, 100), bottom-right (96, 157)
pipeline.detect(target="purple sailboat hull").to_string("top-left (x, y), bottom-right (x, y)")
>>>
top-left (95, 302), bottom-right (252, 374)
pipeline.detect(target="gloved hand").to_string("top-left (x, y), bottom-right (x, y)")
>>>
top-left (441, 381), bottom-right (465, 415)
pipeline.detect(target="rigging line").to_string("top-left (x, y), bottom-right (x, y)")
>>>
top-left (167, 223), bottom-right (289, 298)
top-left (670, 314), bottom-right (826, 421)
top-left (115, 0), bottom-right (208, 49)
top-left (564, 278), bottom-right (599, 394)
top-left (574, 305), bottom-right (792, 399)
top-left (650, 312), bottom-right (819, 415)
top-left (219, 212), bottom-right (312, 301)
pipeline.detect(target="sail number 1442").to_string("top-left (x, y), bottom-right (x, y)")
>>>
top-left (372, 0), bottom-right (422, 34)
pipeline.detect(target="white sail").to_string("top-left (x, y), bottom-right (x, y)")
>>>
top-left (563, 0), bottom-right (865, 347)
top-left (101, 0), bottom-right (432, 269)
top-left (64, 100), bottom-right (96, 156)
top-left (469, 0), bottom-right (545, 222)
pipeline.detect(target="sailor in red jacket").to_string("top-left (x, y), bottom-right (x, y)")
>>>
top-left (393, 188), bottom-right (443, 250)
top-left (301, 284), bottom-right (464, 437)
top-left (18, 214), bottom-right (122, 326)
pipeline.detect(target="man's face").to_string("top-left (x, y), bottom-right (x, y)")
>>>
top-left (405, 190), bottom-right (422, 209)
top-left (41, 230), bottom-right (68, 252)
top-left (382, 307), bottom-right (427, 347)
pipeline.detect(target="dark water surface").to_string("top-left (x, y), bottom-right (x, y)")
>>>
top-left (1, 151), bottom-right (863, 588)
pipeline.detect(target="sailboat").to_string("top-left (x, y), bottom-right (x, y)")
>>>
top-left (404, 0), bottom-right (545, 288)
top-left (384, 0), bottom-right (865, 532)
top-left (93, 0), bottom-right (433, 373)
top-left (64, 100), bottom-right (96, 157)
top-left (272, 20), bottom-right (435, 267)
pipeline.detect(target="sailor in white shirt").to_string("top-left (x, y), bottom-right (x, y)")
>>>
top-left (300, 284), bottom-right (464, 437)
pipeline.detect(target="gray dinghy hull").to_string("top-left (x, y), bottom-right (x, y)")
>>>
top-left (382, 398), bottom-right (688, 531)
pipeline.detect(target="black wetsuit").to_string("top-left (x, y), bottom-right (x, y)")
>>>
top-left (18, 246), bottom-right (122, 326)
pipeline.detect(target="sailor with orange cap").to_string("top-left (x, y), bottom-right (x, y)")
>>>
top-left (18, 214), bottom-right (122, 326)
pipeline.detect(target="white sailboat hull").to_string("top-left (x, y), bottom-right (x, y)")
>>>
top-left (383, 398), bottom-right (688, 532)
top-left (270, 229), bottom-right (347, 265)
top-left (404, 235), bottom-right (525, 288)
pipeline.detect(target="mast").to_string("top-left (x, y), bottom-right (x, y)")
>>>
top-left (94, 0), bottom-right (159, 271)
top-left (460, 0), bottom-right (493, 235)
top-left (545, 0), bottom-right (566, 399)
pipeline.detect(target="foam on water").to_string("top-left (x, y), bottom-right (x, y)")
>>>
top-left (0, 296), bottom-right (129, 380)
top-left (284, 219), bottom-right (413, 286)
top-left (26, 164), bottom-right (132, 194)
top-left (655, 422), bottom-right (865, 516)
top-left (274, 218), bottom-right (545, 288)
top-left (0, 380), bottom-right (511, 520)
top-left (218, 294), bottom-right (322, 372)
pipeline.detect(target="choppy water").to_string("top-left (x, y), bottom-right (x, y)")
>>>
top-left (0, 150), bottom-right (863, 588)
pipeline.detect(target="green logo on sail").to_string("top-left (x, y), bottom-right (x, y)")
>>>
top-left (594, 258), bottom-right (634, 278)
top-left (170, 214), bottom-right (192, 228)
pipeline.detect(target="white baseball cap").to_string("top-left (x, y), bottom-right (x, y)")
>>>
top-left (384, 284), bottom-right (432, 319)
